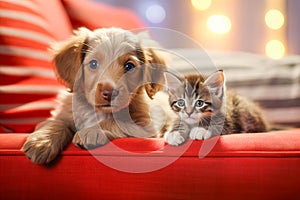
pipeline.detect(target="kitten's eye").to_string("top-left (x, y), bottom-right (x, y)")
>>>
top-left (89, 59), bottom-right (99, 70)
top-left (177, 99), bottom-right (185, 108)
top-left (195, 100), bottom-right (204, 108)
top-left (124, 61), bottom-right (135, 72)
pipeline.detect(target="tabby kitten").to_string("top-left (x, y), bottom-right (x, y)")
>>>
top-left (164, 70), bottom-right (270, 146)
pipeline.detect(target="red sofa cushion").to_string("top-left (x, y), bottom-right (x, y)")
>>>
top-left (1, 129), bottom-right (300, 199)
top-left (1, 129), bottom-right (300, 155)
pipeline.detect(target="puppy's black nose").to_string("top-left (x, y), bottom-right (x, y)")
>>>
top-left (102, 89), bottom-right (119, 102)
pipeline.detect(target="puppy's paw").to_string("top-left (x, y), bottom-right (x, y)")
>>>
top-left (189, 127), bottom-right (212, 140)
top-left (165, 131), bottom-right (185, 146)
top-left (73, 126), bottom-right (110, 149)
top-left (22, 131), bottom-right (62, 164)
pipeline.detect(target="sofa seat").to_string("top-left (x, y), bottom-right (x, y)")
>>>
top-left (1, 129), bottom-right (300, 200)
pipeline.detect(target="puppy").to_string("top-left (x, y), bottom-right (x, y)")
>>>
top-left (22, 27), bottom-right (167, 164)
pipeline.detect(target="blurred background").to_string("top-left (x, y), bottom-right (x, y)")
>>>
top-left (98, 0), bottom-right (300, 59)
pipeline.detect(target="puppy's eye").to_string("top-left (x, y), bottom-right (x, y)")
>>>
top-left (89, 60), bottom-right (99, 70)
top-left (124, 62), bottom-right (135, 72)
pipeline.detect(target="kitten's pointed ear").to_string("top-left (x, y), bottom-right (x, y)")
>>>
top-left (164, 72), bottom-right (182, 92)
top-left (204, 70), bottom-right (225, 98)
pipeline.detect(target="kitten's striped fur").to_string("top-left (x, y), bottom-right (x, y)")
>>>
top-left (164, 70), bottom-right (270, 145)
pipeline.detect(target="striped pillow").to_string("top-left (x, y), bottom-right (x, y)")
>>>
top-left (0, 1), bottom-right (63, 133)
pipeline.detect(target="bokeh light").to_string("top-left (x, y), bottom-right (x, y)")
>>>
top-left (265, 9), bottom-right (285, 30)
top-left (145, 4), bottom-right (166, 24)
top-left (207, 15), bottom-right (232, 34)
top-left (191, 0), bottom-right (212, 11)
top-left (265, 40), bottom-right (285, 59)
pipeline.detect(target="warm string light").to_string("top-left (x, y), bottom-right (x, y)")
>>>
top-left (264, 0), bottom-right (286, 59)
top-left (207, 15), bottom-right (231, 34)
top-left (191, 0), bottom-right (231, 35)
top-left (265, 40), bottom-right (285, 59)
top-left (264, 8), bottom-right (286, 59)
top-left (191, 0), bottom-right (212, 11)
top-left (265, 9), bottom-right (285, 30)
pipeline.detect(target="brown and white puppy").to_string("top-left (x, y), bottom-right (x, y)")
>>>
top-left (22, 27), bottom-right (167, 164)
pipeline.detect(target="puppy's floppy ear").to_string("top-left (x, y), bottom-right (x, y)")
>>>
top-left (50, 27), bottom-right (91, 91)
top-left (137, 31), bottom-right (167, 99)
top-left (144, 49), bottom-right (167, 99)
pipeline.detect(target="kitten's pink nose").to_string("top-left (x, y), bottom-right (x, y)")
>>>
top-left (185, 111), bottom-right (193, 117)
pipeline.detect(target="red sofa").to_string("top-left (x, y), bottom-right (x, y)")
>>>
top-left (1, 129), bottom-right (300, 200)
top-left (1, 1), bottom-right (300, 199)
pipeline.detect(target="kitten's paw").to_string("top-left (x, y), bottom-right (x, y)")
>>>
top-left (190, 127), bottom-right (212, 140)
top-left (73, 126), bottom-right (109, 149)
top-left (165, 131), bottom-right (185, 146)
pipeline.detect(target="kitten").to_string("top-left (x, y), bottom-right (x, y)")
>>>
top-left (164, 70), bottom-right (270, 146)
